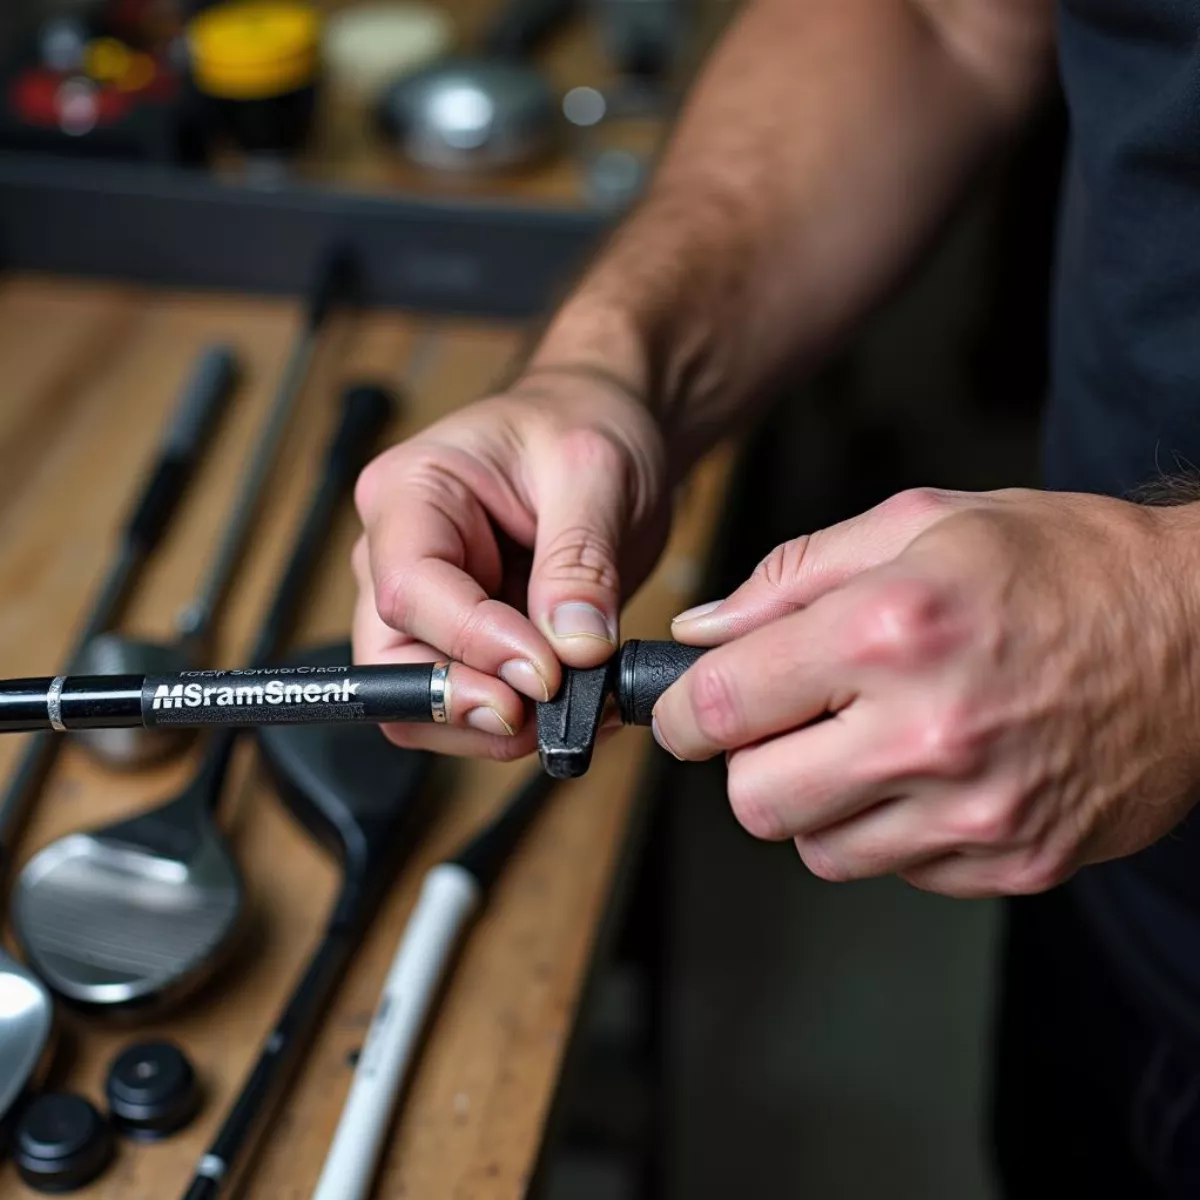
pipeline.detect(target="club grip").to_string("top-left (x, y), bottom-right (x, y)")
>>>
top-left (617, 639), bottom-right (706, 726)
top-left (325, 384), bottom-right (396, 482)
top-left (162, 345), bottom-right (239, 459)
top-left (126, 345), bottom-right (239, 549)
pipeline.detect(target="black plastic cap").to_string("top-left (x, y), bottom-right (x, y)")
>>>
top-left (617, 639), bottom-right (707, 726)
top-left (106, 1041), bottom-right (201, 1141)
top-left (15, 1093), bottom-right (114, 1193)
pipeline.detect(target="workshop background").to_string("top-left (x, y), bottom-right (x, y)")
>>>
top-left (0, 2), bottom-right (1064, 1197)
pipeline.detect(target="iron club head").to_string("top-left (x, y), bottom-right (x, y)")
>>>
top-left (0, 950), bottom-right (54, 1130)
top-left (12, 752), bottom-right (243, 1013)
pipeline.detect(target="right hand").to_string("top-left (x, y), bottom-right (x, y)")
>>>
top-left (352, 367), bottom-right (672, 759)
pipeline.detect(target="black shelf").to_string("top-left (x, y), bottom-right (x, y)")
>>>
top-left (0, 152), bottom-right (611, 317)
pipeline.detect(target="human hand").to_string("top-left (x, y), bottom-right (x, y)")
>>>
top-left (655, 487), bottom-right (1200, 898)
top-left (352, 367), bottom-right (671, 759)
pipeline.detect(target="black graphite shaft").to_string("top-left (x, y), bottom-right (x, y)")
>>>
top-left (0, 665), bottom-right (436, 733)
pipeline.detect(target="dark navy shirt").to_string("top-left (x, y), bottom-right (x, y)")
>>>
top-left (1047, 0), bottom-right (1200, 1040)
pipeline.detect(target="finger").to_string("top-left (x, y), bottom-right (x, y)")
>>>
top-left (723, 709), bottom-right (893, 840)
top-left (526, 430), bottom-right (627, 667)
top-left (900, 846), bottom-right (1069, 900)
top-left (672, 487), bottom-right (969, 646)
top-left (791, 794), bottom-right (963, 883)
top-left (359, 483), bottom-right (559, 702)
top-left (352, 579), bottom-right (528, 738)
top-left (652, 600), bottom-right (854, 762)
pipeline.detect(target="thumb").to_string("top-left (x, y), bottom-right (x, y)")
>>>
top-left (673, 486), bottom-right (965, 646)
top-left (527, 430), bottom-right (628, 667)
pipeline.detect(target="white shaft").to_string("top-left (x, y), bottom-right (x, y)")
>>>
top-left (312, 863), bottom-right (481, 1200)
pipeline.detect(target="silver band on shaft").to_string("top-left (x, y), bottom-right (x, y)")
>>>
top-left (429, 661), bottom-right (450, 724)
top-left (46, 676), bottom-right (66, 732)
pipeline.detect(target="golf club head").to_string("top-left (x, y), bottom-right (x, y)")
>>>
top-left (0, 950), bottom-right (54, 1130)
top-left (12, 796), bottom-right (243, 1013)
top-left (255, 642), bottom-right (433, 892)
top-left (72, 633), bottom-right (195, 768)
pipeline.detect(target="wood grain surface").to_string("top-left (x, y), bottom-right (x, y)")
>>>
top-left (0, 274), bottom-right (732, 1198)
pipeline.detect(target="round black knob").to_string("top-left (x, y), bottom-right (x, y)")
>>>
top-left (14, 1092), bottom-right (114, 1193)
top-left (105, 1041), bottom-right (201, 1141)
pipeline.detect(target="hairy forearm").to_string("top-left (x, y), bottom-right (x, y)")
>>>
top-left (527, 0), bottom-right (1055, 465)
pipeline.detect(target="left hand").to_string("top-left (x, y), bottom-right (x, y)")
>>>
top-left (655, 487), bottom-right (1200, 898)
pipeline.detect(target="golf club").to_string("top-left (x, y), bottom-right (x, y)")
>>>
top-left (75, 248), bottom-right (354, 769)
top-left (12, 383), bottom-right (394, 1014)
top-left (179, 641), bottom-right (433, 1200)
top-left (313, 767), bottom-right (559, 1200)
top-left (0, 343), bottom-right (237, 1131)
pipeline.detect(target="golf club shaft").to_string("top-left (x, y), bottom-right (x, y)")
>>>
top-left (0, 346), bottom-right (236, 854)
top-left (180, 906), bottom-right (359, 1200)
top-left (0, 637), bottom-right (695, 735)
top-left (176, 251), bottom-right (351, 648)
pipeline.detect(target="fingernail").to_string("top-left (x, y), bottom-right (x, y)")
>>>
top-left (651, 713), bottom-right (683, 760)
top-left (672, 599), bottom-right (725, 625)
top-left (551, 602), bottom-right (616, 644)
top-left (499, 658), bottom-right (550, 702)
top-left (466, 706), bottom-right (517, 737)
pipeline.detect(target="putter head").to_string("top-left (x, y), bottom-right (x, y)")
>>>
top-left (0, 951), bottom-right (53, 1127)
top-left (72, 633), bottom-right (194, 768)
top-left (12, 808), bottom-right (242, 1012)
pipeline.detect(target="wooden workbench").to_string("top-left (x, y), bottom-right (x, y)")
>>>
top-left (0, 274), bottom-right (731, 1198)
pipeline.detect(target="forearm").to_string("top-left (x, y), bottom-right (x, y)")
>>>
top-left (528, 0), bottom-right (1055, 466)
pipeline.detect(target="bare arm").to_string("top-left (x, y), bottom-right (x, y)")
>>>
top-left (529, 0), bottom-right (1057, 463)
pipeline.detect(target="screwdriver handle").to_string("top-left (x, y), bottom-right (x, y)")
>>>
top-left (125, 345), bottom-right (238, 552)
top-left (617, 639), bottom-right (706, 725)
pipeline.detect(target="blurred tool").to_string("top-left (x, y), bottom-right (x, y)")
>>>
top-left (0, 12), bottom-right (189, 162)
top-left (76, 249), bottom-right (349, 768)
top-left (12, 384), bottom-right (394, 1014)
top-left (376, 0), bottom-right (574, 172)
top-left (313, 768), bottom-right (558, 1200)
top-left (0, 341), bottom-right (235, 1134)
top-left (324, 2), bottom-right (453, 108)
top-left (186, 0), bottom-right (322, 160)
top-left (178, 641), bottom-right (432, 1200)
top-left (106, 1040), bottom-right (201, 1140)
top-left (13, 1092), bottom-right (115, 1193)
top-left (589, 0), bottom-right (685, 92)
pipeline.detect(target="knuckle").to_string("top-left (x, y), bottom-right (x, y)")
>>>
top-left (753, 536), bottom-right (813, 592)
top-left (726, 759), bottom-right (788, 841)
top-left (558, 426), bottom-right (628, 476)
top-left (538, 526), bottom-right (620, 593)
top-left (688, 659), bottom-right (744, 747)
top-left (912, 705), bottom-right (985, 778)
top-left (844, 579), bottom-right (950, 668)
top-left (374, 565), bottom-right (416, 632)
top-left (795, 835), bottom-right (851, 883)
top-left (950, 791), bottom-right (1021, 846)
top-left (445, 603), bottom-right (493, 664)
top-left (880, 486), bottom-right (951, 527)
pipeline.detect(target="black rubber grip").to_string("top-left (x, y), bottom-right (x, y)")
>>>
top-left (162, 345), bottom-right (238, 459)
top-left (325, 384), bottom-right (395, 482)
top-left (125, 457), bottom-right (190, 550)
top-left (142, 664), bottom-right (433, 728)
top-left (616, 639), bottom-right (707, 726)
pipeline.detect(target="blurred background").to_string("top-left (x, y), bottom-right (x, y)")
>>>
top-left (0, 2), bottom-right (1066, 1196)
